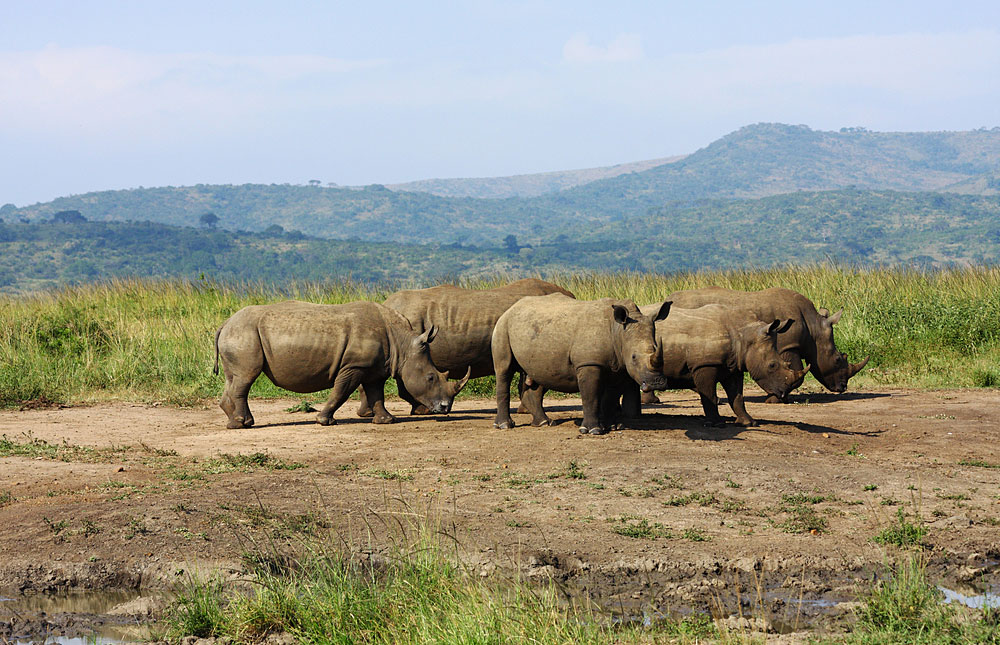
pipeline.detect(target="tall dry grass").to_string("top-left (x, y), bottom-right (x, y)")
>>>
top-left (1, 266), bottom-right (998, 407)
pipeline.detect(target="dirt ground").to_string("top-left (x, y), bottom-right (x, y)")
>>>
top-left (1, 386), bottom-right (999, 637)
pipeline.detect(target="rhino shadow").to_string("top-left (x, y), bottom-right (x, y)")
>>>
top-left (741, 391), bottom-right (891, 405)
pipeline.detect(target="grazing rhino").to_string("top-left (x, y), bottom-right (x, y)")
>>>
top-left (213, 301), bottom-right (467, 429)
top-left (624, 303), bottom-right (809, 427)
top-left (358, 278), bottom-right (575, 416)
top-left (664, 287), bottom-right (868, 403)
top-left (492, 294), bottom-right (671, 435)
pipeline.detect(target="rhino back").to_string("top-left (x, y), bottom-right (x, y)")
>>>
top-left (502, 294), bottom-right (622, 390)
top-left (652, 306), bottom-right (732, 378)
top-left (384, 279), bottom-right (573, 375)
top-left (667, 287), bottom-right (813, 355)
top-left (255, 301), bottom-right (391, 392)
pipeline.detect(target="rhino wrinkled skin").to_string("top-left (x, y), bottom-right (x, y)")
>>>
top-left (666, 287), bottom-right (868, 402)
top-left (358, 278), bottom-right (574, 416)
top-left (630, 303), bottom-right (808, 427)
top-left (213, 300), bottom-right (463, 428)
top-left (492, 294), bottom-right (671, 435)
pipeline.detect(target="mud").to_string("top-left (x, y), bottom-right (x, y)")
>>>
top-left (1, 386), bottom-right (999, 639)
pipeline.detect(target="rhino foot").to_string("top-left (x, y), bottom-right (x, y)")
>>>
top-left (227, 417), bottom-right (250, 429)
top-left (703, 419), bottom-right (727, 428)
top-left (411, 405), bottom-right (432, 415)
top-left (530, 418), bottom-right (553, 427)
top-left (357, 408), bottom-right (374, 418)
top-left (515, 403), bottom-right (529, 414)
top-left (736, 418), bottom-right (758, 427)
top-left (316, 414), bottom-right (337, 426)
top-left (494, 418), bottom-right (515, 430)
top-left (580, 425), bottom-right (609, 435)
top-left (764, 395), bottom-right (789, 404)
top-left (372, 414), bottom-right (396, 425)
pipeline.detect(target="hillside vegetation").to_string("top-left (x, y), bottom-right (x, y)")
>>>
top-left (2, 267), bottom-right (998, 409)
top-left (3, 188), bottom-right (999, 293)
top-left (5, 124), bottom-right (1000, 250)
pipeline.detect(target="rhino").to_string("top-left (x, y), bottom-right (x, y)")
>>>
top-left (213, 300), bottom-right (467, 429)
top-left (492, 293), bottom-right (672, 435)
top-left (664, 287), bottom-right (868, 403)
top-left (624, 303), bottom-right (809, 427)
top-left (358, 278), bottom-right (575, 416)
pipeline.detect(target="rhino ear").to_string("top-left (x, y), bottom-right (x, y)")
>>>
top-left (612, 304), bottom-right (629, 326)
top-left (776, 319), bottom-right (794, 334)
top-left (653, 300), bottom-right (672, 322)
top-left (818, 307), bottom-right (830, 318)
top-left (416, 324), bottom-right (438, 347)
top-left (826, 309), bottom-right (843, 326)
top-left (767, 319), bottom-right (782, 335)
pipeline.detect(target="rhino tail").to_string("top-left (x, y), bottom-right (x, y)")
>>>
top-left (213, 327), bottom-right (222, 375)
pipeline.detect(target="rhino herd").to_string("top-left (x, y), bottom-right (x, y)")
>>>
top-left (214, 279), bottom-right (868, 434)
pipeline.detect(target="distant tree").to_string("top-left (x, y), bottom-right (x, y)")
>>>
top-left (503, 234), bottom-right (519, 254)
top-left (263, 224), bottom-right (285, 236)
top-left (308, 179), bottom-right (321, 187)
top-left (199, 212), bottom-right (220, 229)
top-left (52, 210), bottom-right (86, 224)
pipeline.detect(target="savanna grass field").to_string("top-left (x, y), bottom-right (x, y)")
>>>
top-left (2, 266), bottom-right (1000, 644)
top-left (3, 265), bottom-right (1000, 407)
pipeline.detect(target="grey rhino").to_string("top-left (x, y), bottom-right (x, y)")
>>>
top-left (213, 300), bottom-right (466, 429)
top-left (358, 278), bottom-right (575, 416)
top-left (492, 293), bottom-right (671, 435)
top-left (626, 303), bottom-right (809, 427)
top-left (664, 287), bottom-right (868, 403)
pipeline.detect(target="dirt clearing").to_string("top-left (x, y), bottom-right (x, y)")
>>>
top-left (1, 387), bottom-right (999, 635)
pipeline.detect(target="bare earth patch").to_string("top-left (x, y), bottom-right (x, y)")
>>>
top-left (1, 386), bottom-right (998, 635)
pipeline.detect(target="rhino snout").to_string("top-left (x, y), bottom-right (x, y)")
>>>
top-left (429, 400), bottom-right (451, 414)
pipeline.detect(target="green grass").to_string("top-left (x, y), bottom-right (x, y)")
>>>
top-left (829, 553), bottom-right (1000, 644)
top-left (162, 529), bottom-right (716, 644)
top-left (873, 509), bottom-right (928, 548)
top-left (2, 266), bottom-right (1000, 408)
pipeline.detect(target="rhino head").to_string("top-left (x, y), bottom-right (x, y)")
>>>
top-left (397, 325), bottom-right (471, 414)
top-left (742, 319), bottom-right (810, 399)
top-left (613, 300), bottom-right (672, 393)
top-left (811, 308), bottom-right (869, 393)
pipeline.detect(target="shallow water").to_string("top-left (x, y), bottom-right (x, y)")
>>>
top-left (0, 590), bottom-right (144, 644)
top-left (939, 585), bottom-right (1000, 610)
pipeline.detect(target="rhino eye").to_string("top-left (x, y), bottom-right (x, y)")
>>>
top-left (427, 373), bottom-right (435, 382)
top-left (769, 361), bottom-right (777, 370)
top-left (631, 353), bottom-right (637, 361)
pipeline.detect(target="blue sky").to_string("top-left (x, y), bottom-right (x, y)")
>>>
top-left (2, 1), bottom-right (999, 206)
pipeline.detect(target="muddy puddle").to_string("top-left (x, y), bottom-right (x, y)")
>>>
top-left (0, 590), bottom-right (154, 643)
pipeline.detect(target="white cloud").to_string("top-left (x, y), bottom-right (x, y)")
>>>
top-left (562, 33), bottom-right (643, 63)
top-left (0, 45), bottom-right (384, 136)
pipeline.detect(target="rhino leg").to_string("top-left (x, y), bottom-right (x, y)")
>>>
top-left (492, 331), bottom-right (517, 430)
top-left (577, 365), bottom-right (607, 435)
top-left (316, 368), bottom-right (365, 426)
top-left (622, 381), bottom-right (642, 418)
top-left (600, 383), bottom-right (625, 431)
top-left (515, 371), bottom-right (530, 414)
top-left (640, 390), bottom-right (660, 405)
top-left (692, 367), bottom-right (726, 428)
top-left (396, 381), bottom-right (431, 415)
top-left (519, 382), bottom-right (552, 426)
top-left (356, 385), bottom-right (374, 417)
top-left (220, 369), bottom-right (258, 429)
top-left (361, 378), bottom-right (395, 424)
top-left (720, 371), bottom-right (756, 427)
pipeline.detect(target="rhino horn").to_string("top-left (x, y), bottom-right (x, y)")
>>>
top-left (848, 356), bottom-right (870, 378)
top-left (794, 363), bottom-right (811, 380)
top-left (826, 309), bottom-right (843, 325)
top-left (450, 366), bottom-right (472, 396)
